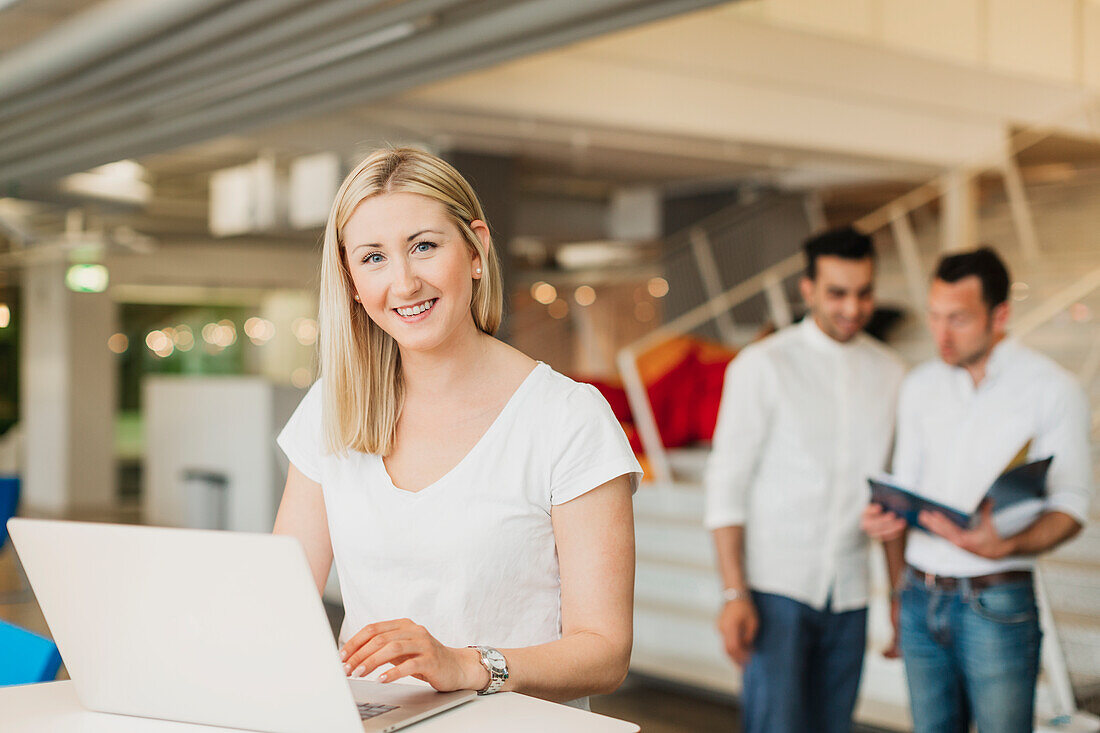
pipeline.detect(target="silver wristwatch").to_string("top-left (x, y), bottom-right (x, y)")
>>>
top-left (468, 645), bottom-right (508, 695)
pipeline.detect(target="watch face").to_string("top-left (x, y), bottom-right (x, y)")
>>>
top-left (485, 649), bottom-right (507, 674)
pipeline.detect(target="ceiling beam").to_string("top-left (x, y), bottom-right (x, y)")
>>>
top-left (0, 0), bottom-right (729, 186)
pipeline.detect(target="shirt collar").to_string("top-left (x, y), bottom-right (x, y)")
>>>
top-left (982, 336), bottom-right (1016, 384)
top-left (800, 315), bottom-right (860, 352)
top-left (948, 336), bottom-right (1015, 390)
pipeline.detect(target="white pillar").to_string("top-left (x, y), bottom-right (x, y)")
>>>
top-left (940, 169), bottom-right (979, 253)
top-left (20, 261), bottom-right (116, 514)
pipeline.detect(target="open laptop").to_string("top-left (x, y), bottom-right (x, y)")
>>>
top-left (7, 518), bottom-right (475, 733)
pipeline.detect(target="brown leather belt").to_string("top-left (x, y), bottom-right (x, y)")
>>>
top-left (908, 565), bottom-right (1032, 592)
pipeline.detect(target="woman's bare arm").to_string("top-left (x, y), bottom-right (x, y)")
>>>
top-left (273, 463), bottom-right (333, 595)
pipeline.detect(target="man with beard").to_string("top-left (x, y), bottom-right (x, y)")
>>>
top-left (863, 247), bottom-right (1091, 732)
top-left (705, 226), bottom-right (905, 733)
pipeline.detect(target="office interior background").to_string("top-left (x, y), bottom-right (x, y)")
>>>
top-left (1, 0), bottom-right (1099, 730)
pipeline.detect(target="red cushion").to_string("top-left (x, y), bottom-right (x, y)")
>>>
top-left (573, 336), bottom-right (737, 452)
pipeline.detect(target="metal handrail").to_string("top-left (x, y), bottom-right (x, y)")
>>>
top-left (1012, 267), bottom-right (1100, 339)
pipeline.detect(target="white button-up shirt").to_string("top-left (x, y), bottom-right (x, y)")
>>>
top-left (895, 338), bottom-right (1093, 578)
top-left (704, 317), bottom-right (906, 611)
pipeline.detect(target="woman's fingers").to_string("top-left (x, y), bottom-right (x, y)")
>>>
top-left (351, 640), bottom-right (423, 678)
top-left (339, 619), bottom-right (414, 661)
top-left (379, 658), bottom-right (422, 683)
top-left (344, 630), bottom-right (402, 675)
top-left (338, 618), bottom-right (452, 685)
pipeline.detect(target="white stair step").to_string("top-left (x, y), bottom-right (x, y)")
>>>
top-left (1053, 612), bottom-right (1100, 682)
top-left (1043, 562), bottom-right (1100, 617)
top-left (636, 560), bottom-right (719, 614)
top-left (635, 519), bottom-right (714, 570)
top-left (633, 481), bottom-right (704, 523)
top-left (633, 602), bottom-right (730, 675)
top-left (1047, 524), bottom-right (1100, 567)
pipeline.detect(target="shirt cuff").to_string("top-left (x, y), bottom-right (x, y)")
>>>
top-left (703, 508), bottom-right (746, 531)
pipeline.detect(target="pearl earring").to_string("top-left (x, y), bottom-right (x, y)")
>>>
top-left (353, 294), bottom-right (360, 302)
top-left (476, 268), bottom-right (482, 274)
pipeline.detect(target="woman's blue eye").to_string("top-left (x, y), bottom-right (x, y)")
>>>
top-left (363, 252), bottom-right (384, 264)
top-left (414, 241), bottom-right (436, 253)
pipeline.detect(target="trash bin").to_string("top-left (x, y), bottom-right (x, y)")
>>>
top-left (182, 469), bottom-right (229, 530)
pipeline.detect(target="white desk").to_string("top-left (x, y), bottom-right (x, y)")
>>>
top-left (1, 681), bottom-right (640, 733)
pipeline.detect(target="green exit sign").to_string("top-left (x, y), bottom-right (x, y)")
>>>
top-left (65, 264), bottom-right (109, 293)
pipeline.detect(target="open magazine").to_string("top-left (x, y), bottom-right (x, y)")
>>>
top-left (868, 442), bottom-right (1052, 538)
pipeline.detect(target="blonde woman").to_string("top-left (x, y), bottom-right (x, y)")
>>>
top-left (273, 147), bottom-right (640, 707)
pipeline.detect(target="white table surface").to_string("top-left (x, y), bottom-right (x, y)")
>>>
top-left (0, 681), bottom-right (641, 733)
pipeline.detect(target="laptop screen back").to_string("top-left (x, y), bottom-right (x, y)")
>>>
top-left (8, 519), bottom-right (363, 733)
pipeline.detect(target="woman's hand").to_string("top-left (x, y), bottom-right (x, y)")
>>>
top-left (339, 619), bottom-right (488, 692)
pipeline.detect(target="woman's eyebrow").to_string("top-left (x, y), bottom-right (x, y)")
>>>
top-left (349, 229), bottom-right (444, 253)
top-left (406, 229), bottom-right (442, 241)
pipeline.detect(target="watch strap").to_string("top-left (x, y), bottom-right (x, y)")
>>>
top-left (468, 645), bottom-right (508, 695)
top-left (722, 587), bottom-right (750, 603)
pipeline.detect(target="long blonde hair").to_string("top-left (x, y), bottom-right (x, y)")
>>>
top-left (318, 147), bottom-right (503, 456)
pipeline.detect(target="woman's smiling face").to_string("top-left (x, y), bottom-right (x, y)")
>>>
top-left (343, 191), bottom-right (484, 354)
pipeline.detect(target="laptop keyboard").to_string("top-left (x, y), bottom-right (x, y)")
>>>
top-left (357, 703), bottom-right (399, 720)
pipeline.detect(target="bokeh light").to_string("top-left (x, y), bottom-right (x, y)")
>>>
top-left (1070, 303), bottom-right (1092, 322)
top-left (244, 316), bottom-right (276, 345)
top-left (574, 285), bottom-right (596, 306)
top-left (647, 277), bottom-right (669, 298)
top-left (173, 324), bottom-right (194, 351)
top-left (291, 368), bottom-right (312, 389)
top-left (145, 330), bottom-right (173, 358)
top-left (107, 333), bottom-right (129, 353)
top-left (532, 281), bottom-right (557, 305)
top-left (292, 317), bottom-right (318, 346)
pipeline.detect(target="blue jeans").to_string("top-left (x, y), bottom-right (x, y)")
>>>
top-left (899, 567), bottom-right (1042, 733)
top-left (741, 591), bottom-right (867, 733)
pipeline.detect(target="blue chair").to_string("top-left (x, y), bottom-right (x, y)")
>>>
top-left (0, 475), bottom-right (31, 604)
top-left (0, 619), bottom-right (62, 686)
top-left (0, 475), bottom-right (17, 549)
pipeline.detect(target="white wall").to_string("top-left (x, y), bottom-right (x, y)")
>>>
top-left (143, 377), bottom-right (302, 533)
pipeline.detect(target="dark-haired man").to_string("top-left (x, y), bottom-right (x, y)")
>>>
top-left (863, 247), bottom-right (1092, 732)
top-left (705, 226), bottom-right (905, 733)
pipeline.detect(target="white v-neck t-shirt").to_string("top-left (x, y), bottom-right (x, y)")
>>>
top-left (277, 362), bottom-right (641, 656)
